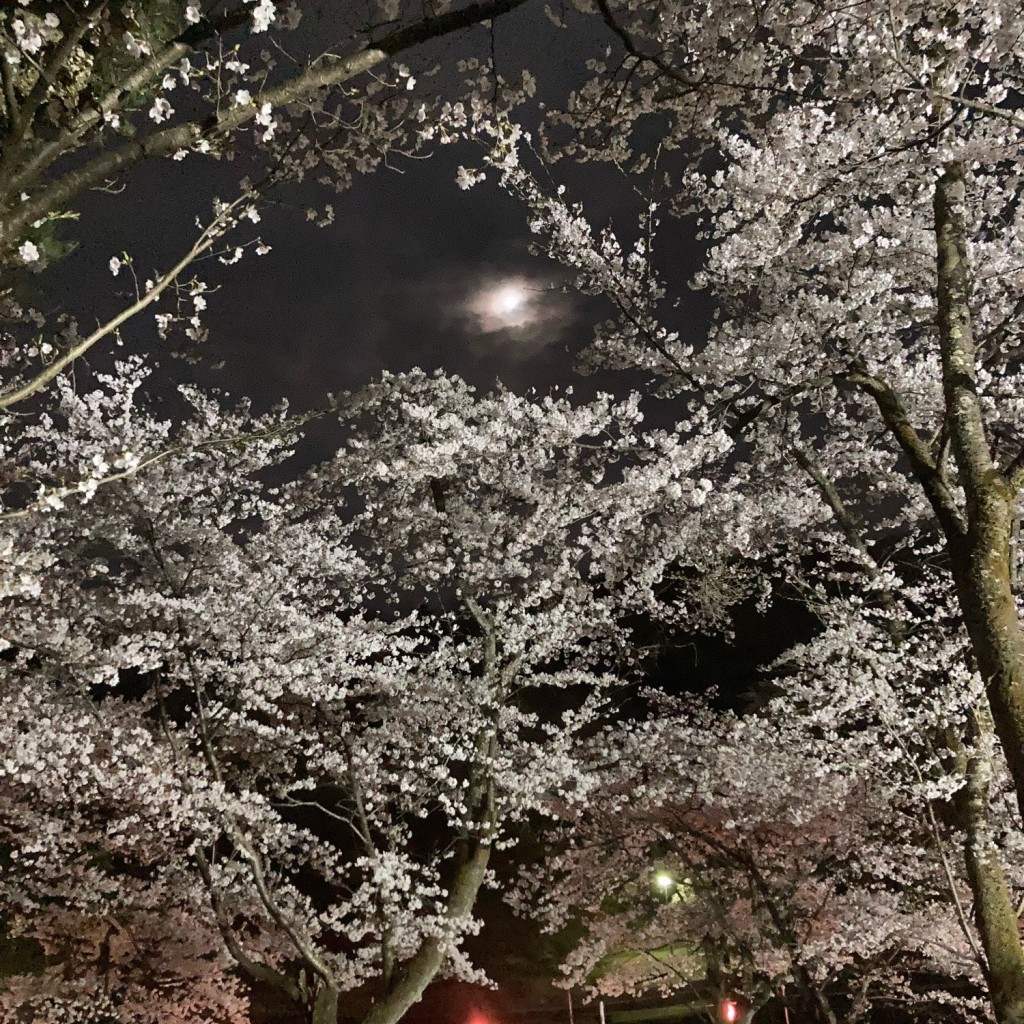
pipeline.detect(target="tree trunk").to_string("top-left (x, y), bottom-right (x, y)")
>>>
top-left (951, 530), bottom-right (1024, 822)
top-left (311, 981), bottom-right (339, 1024)
top-left (954, 710), bottom-right (1024, 1024)
top-left (359, 841), bottom-right (492, 1024)
top-left (934, 161), bottom-right (1024, 823)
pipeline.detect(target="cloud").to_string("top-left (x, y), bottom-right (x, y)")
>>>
top-left (407, 266), bottom-right (581, 366)
top-left (463, 273), bottom-right (570, 342)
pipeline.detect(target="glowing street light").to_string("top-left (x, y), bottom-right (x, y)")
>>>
top-left (720, 998), bottom-right (739, 1022)
top-left (653, 871), bottom-right (675, 890)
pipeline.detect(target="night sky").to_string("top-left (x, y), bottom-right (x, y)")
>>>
top-left (33, 0), bottom-right (801, 712)
top-left (47, 2), bottom-right (666, 410)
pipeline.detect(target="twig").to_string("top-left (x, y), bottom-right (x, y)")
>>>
top-left (0, 192), bottom-right (250, 410)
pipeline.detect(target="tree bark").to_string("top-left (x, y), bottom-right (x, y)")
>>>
top-left (311, 981), bottom-right (340, 1024)
top-left (954, 710), bottom-right (1024, 1024)
top-left (933, 160), bottom-right (1024, 825)
top-left (359, 841), bottom-right (492, 1024)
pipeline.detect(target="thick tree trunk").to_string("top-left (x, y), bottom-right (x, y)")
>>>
top-left (954, 711), bottom-right (1024, 1024)
top-left (950, 529), bottom-right (1024, 822)
top-left (934, 161), bottom-right (1024, 823)
top-left (805, 442), bottom-right (1024, 1020)
top-left (311, 982), bottom-right (339, 1024)
top-left (359, 841), bottom-right (492, 1024)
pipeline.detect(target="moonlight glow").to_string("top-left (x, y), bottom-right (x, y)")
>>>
top-left (468, 278), bottom-right (540, 330)
top-left (491, 285), bottom-right (526, 316)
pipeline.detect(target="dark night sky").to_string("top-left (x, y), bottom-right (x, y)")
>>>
top-left (45, 1), bottom-right (708, 414)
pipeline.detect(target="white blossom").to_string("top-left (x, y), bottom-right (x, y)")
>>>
top-left (249, 0), bottom-right (276, 32)
top-left (123, 31), bottom-right (150, 59)
top-left (148, 97), bottom-right (173, 124)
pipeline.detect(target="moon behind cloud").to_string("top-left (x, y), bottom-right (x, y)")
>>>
top-left (469, 277), bottom-right (540, 331)
top-left (492, 284), bottom-right (526, 315)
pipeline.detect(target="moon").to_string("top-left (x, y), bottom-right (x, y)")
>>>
top-left (490, 284), bottom-right (526, 316)
top-left (470, 278), bottom-right (537, 330)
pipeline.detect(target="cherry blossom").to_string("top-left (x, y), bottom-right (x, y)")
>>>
top-left (0, 362), bottom-right (736, 1022)
top-left (469, 2), bottom-right (1024, 1019)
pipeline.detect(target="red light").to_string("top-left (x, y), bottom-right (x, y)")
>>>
top-left (721, 999), bottom-right (739, 1023)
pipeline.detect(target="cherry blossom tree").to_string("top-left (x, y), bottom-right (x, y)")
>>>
top-left (528, 707), bottom-right (1001, 1023)
top-left (0, 0), bottom-right (532, 254)
top-left (550, 0), bottom-right (1024, 825)
top-left (0, 363), bottom-right (736, 1021)
top-left (12, 2), bottom-right (1024, 1020)
top-left (525, 589), bottom-right (1017, 1023)
top-left (458, 1), bottom-right (1024, 1018)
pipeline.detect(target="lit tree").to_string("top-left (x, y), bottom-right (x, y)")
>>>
top-left (0, 0), bottom-right (536, 406)
top-left (529, 456), bottom-right (992, 1024)
top-left (0, 0), bottom-right (531, 252)
top-left (463, 0), bottom-right (1024, 1018)
top-left (0, 364), bottom-right (734, 1022)
top-left (547, 0), bottom-right (1024, 824)
top-left (525, 615), bottom-right (1009, 1023)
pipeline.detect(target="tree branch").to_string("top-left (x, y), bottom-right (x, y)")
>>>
top-left (0, 0), bottom-right (530, 246)
top-left (0, 398), bottom-right (337, 522)
top-left (844, 364), bottom-right (967, 538)
top-left (0, 3), bottom-right (265, 200)
top-left (0, 191), bottom-right (249, 410)
top-left (158, 699), bottom-right (303, 1003)
top-left (0, 35), bottom-right (22, 138)
top-left (11, 5), bottom-right (105, 151)
top-left (934, 162), bottom-right (1007, 514)
top-left (360, 839), bottom-right (492, 1024)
